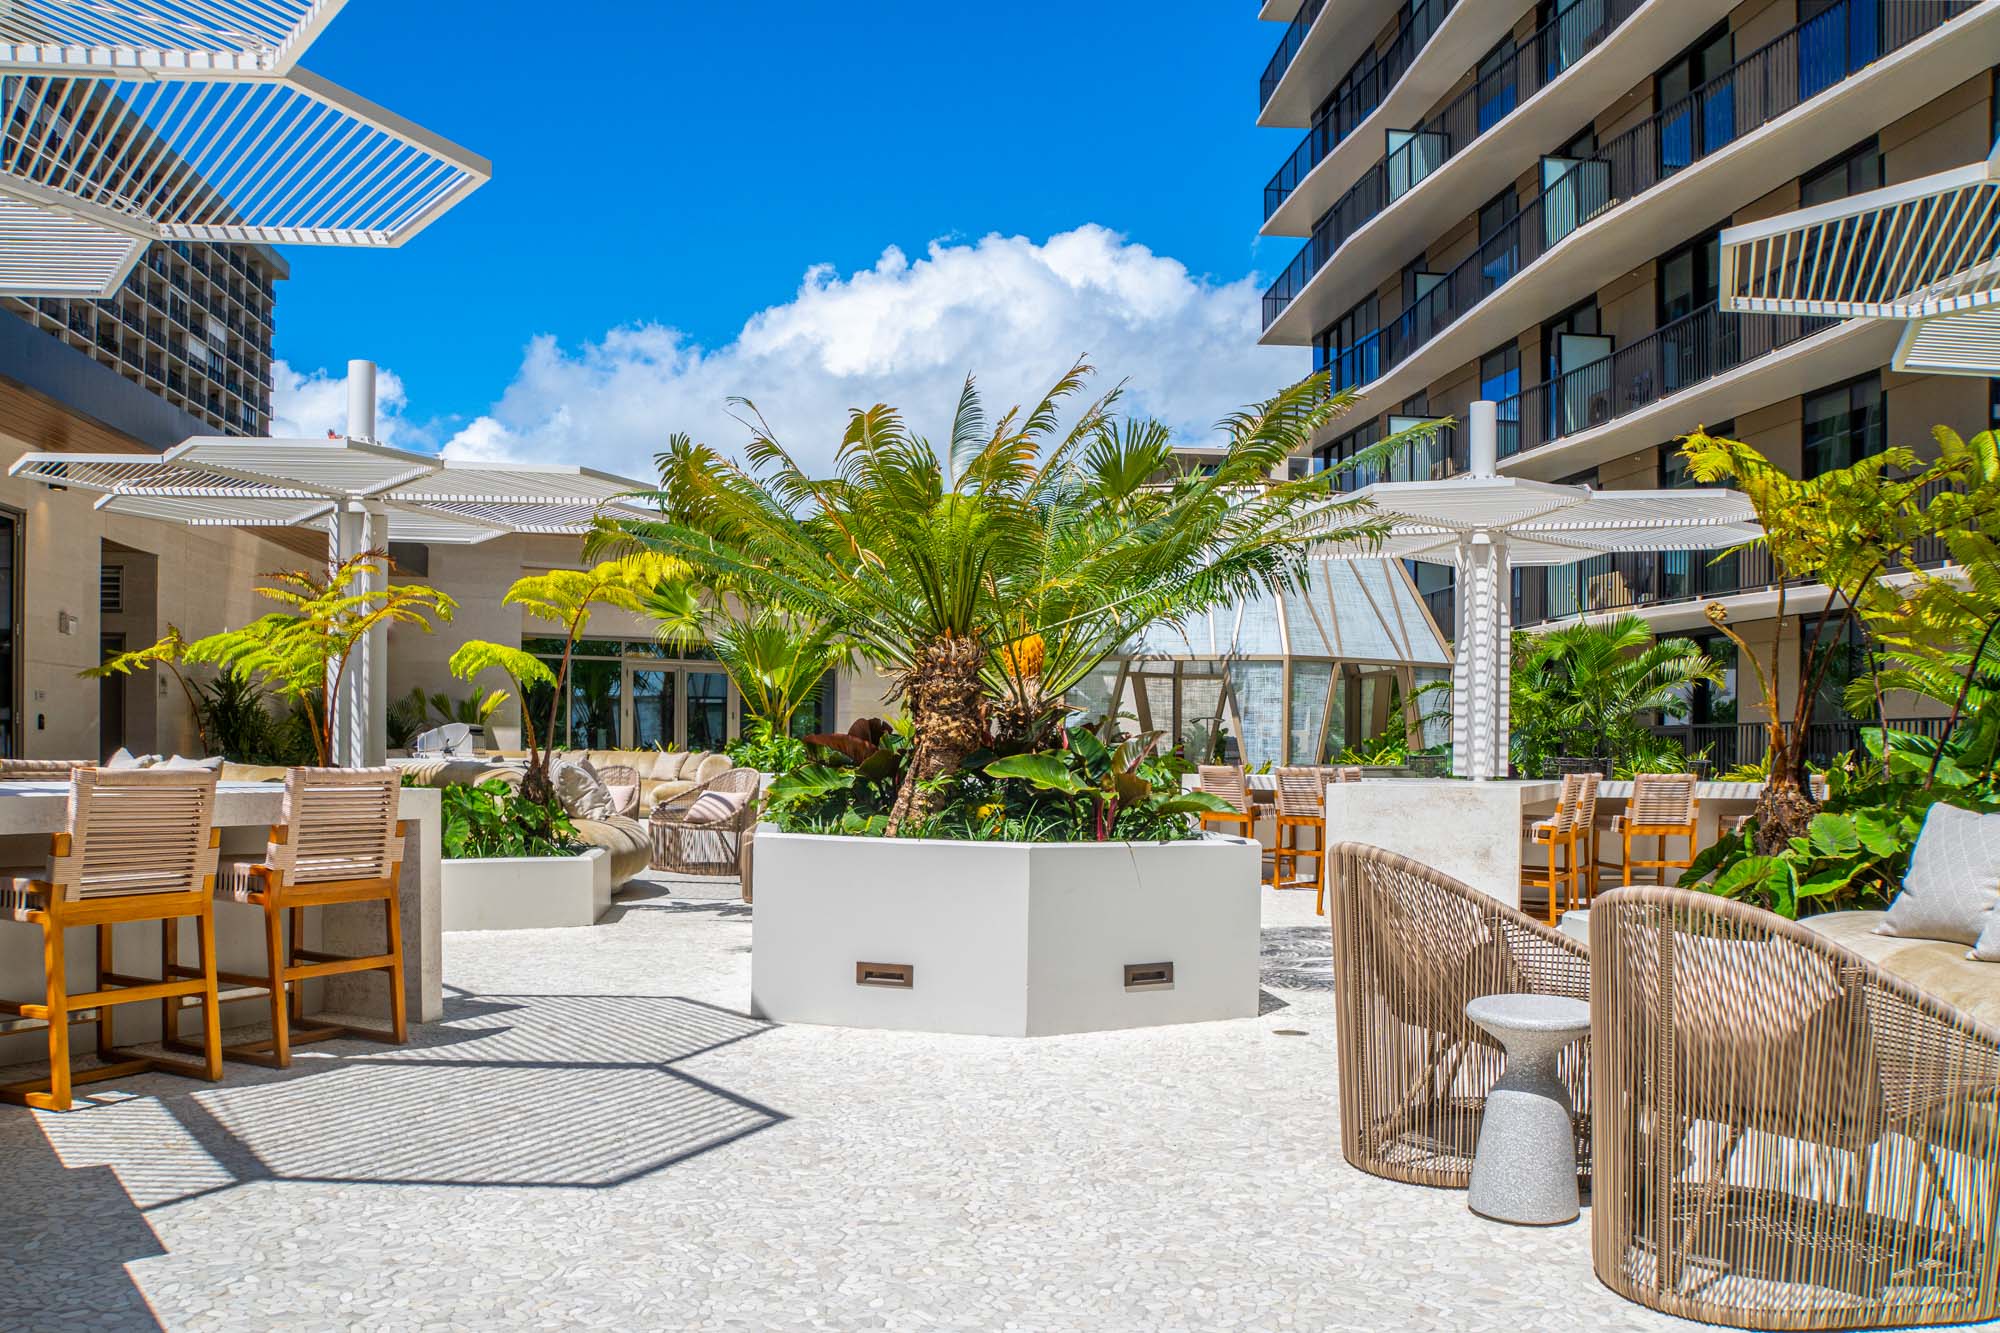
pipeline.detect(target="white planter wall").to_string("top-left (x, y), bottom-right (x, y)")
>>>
top-left (441, 847), bottom-right (611, 931)
top-left (752, 832), bottom-right (1261, 1037)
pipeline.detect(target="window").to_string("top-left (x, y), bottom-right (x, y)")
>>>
top-left (1482, 343), bottom-right (1522, 458)
top-left (1475, 37), bottom-right (1519, 133)
top-left (1656, 23), bottom-right (1735, 172)
top-left (1800, 138), bottom-right (1883, 207)
top-left (1314, 295), bottom-right (1380, 392)
top-left (1479, 188), bottom-right (1520, 291)
top-left (1657, 229), bottom-right (1721, 325)
top-left (1802, 374), bottom-right (1885, 477)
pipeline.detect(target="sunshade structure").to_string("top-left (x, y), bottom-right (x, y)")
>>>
top-left (1719, 138), bottom-right (2000, 376)
top-left (0, 0), bottom-right (488, 297)
top-left (1327, 402), bottom-right (1760, 780)
top-left (1072, 561), bottom-right (1451, 767)
top-left (7, 362), bottom-right (653, 765)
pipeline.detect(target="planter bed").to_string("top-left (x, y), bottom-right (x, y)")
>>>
top-left (441, 846), bottom-right (611, 931)
top-left (751, 831), bottom-right (1260, 1036)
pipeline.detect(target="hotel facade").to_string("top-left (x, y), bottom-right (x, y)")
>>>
top-left (1256, 0), bottom-right (1994, 768)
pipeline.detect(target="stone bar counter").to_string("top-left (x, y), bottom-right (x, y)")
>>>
top-left (0, 781), bottom-right (442, 1067)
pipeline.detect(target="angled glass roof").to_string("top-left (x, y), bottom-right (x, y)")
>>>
top-left (1119, 559), bottom-right (1449, 667)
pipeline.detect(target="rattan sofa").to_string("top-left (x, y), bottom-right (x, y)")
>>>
top-left (1327, 842), bottom-right (1591, 1188)
top-left (1590, 887), bottom-right (2000, 1330)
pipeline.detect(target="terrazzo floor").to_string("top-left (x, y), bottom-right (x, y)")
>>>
top-left (0, 875), bottom-right (1969, 1331)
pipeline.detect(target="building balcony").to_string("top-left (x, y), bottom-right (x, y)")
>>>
top-left (1262, 0), bottom-right (1731, 334)
top-left (1287, 0), bottom-right (1995, 432)
top-left (1647, 717), bottom-right (1952, 772)
top-left (1259, 0), bottom-right (1406, 127)
top-left (1263, 0), bottom-right (1528, 235)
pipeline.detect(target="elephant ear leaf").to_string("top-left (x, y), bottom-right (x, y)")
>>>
top-left (1852, 809), bottom-right (1904, 858)
top-left (1155, 791), bottom-right (1237, 817)
top-left (985, 753), bottom-right (1090, 795)
top-left (1807, 812), bottom-right (1860, 857)
top-left (769, 765), bottom-right (857, 804)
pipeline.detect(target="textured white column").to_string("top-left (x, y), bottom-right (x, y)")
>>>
top-left (329, 362), bottom-right (388, 768)
top-left (1452, 531), bottom-right (1510, 780)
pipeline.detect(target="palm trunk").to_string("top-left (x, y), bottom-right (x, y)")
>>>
top-left (886, 634), bottom-right (987, 835)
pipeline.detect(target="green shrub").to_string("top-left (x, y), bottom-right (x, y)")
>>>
top-left (430, 779), bottom-right (580, 860)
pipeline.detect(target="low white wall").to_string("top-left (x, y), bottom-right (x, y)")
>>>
top-left (752, 832), bottom-right (1261, 1037)
top-left (441, 846), bottom-right (611, 931)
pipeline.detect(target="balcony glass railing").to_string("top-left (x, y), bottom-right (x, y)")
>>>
top-left (1260, 0), bottom-right (1330, 109)
top-left (1264, 0), bottom-right (1456, 220)
top-left (1263, 0), bottom-right (1646, 324)
top-left (1492, 305), bottom-right (1841, 458)
top-left (1265, 0), bottom-right (1975, 359)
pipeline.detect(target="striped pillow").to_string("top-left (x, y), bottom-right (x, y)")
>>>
top-left (682, 790), bottom-right (746, 826)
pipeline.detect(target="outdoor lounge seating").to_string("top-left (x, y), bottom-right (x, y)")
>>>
top-left (1522, 773), bottom-right (1593, 926)
top-left (1590, 886), bottom-right (2000, 1330)
top-left (1327, 842), bottom-right (1590, 1188)
top-left (185, 767), bottom-right (407, 1069)
top-left (1270, 766), bottom-right (1325, 901)
top-left (0, 768), bottom-right (224, 1111)
top-left (650, 766), bottom-right (762, 898)
top-left (1196, 765), bottom-right (1254, 840)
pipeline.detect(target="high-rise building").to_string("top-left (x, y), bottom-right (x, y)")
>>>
top-left (1255, 0), bottom-right (1996, 767)
top-left (3, 240), bottom-right (283, 438)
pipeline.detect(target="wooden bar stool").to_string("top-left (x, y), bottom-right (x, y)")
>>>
top-left (176, 766), bottom-right (406, 1069)
top-left (1521, 773), bottom-right (1586, 926)
top-left (1570, 773), bottom-right (1602, 904)
top-left (1195, 765), bottom-right (1254, 840)
top-left (1612, 772), bottom-right (1699, 887)
top-left (1271, 766), bottom-right (1328, 904)
top-left (0, 768), bottom-right (224, 1111)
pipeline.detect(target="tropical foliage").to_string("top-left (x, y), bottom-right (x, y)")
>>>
top-left (431, 778), bottom-right (580, 859)
top-left (1679, 429), bottom-right (1961, 848)
top-left (1509, 616), bottom-right (1721, 778)
top-left (765, 717), bottom-right (1233, 842)
top-left (592, 362), bottom-right (1430, 833)
top-left (1688, 426), bottom-right (2000, 917)
top-left (84, 624), bottom-right (209, 752)
top-left (449, 556), bottom-right (672, 804)
top-left (645, 582), bottom-right (844, 738)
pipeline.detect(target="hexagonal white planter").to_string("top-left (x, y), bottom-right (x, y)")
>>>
top-left (751, 831), bottom-right (1261, 1036)
top-left (441, 846), bottom-right (611, 931)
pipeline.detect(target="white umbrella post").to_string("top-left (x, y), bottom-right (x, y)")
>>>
top-left (332, 361), bottom-right (390, 768)
top-left (1452, 401), bottom-right (1511, 780)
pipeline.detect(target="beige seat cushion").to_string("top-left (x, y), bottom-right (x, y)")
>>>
top-left (648, 779), bottom-right (697, 804)
top-left (691, 754), bottom-right (734, 785)
top-left (1, 876), bottom-right (47, 921)
top-left (220, 762), bottom-right (290, 784)
top-left (570, 815), bottom-right (650, 886)
top-left (1802, 910), bottom-right (2000, 1029)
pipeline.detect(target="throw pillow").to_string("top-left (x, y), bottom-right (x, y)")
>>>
top-left (552, 755), bottom-right (616, 821)
top-left (104, 747), bottom-right (160, 770)
top-left (605, 784), bottom-right (640, 816)
top-left (1878, 804), bottom-right (2000, 957)
top-left (692, 753), bottom-right (734, 785)
top-left (156, 755), bottom-right (224, 772)
top-left (651, 750), bottom-right (689, 781)
top-left (682, 790), bottom-right (746, 826)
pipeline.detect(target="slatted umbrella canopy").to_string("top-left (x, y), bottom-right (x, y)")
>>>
top-left (7, 362), bottom-right (652, 765)
top-left (1720, 139), bottom-right (2000, 376)
top-left (0, 0), bottom-right (487, 297)
top-left (1319, 402), bottom-right (1760, 780)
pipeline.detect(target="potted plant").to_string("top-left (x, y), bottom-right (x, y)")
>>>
top-left (433, 778), bottom-right (611, 931)
top-left (589, 363), bottom-right (1435, 1035)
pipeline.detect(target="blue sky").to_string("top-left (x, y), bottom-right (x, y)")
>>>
top-left (273, 2), bottom-right (1302, 470)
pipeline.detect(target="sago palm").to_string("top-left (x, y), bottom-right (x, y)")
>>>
top-left (591, 361), bottom-right (1424, 831)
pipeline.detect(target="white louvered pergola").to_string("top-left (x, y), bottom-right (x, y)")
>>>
top-left (1719, 139), bottom-right (2000, 376)
top-left (0, 0), bottom-right (488, 297)
top-left (1323, 402), bottom-right (1761, 781)
top-left (7, 363), bottom-right (650, 766)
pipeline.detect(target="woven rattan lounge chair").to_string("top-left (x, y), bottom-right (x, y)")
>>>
top-left (1196, 765), bottom-right (1254, 840)
top-left (1590, 887), bottom-right (2000, 1330)
top-left (0, 768), bottom-right (224, 1111)
top-left (1327, 842), bottom-right (1591, 1187)
top-left (651, 766), bottom-right (761, 894)
top-left (183, 767), bottom-right (406, 1069)
top-left (1271, 766), bottom-right (1326, 899)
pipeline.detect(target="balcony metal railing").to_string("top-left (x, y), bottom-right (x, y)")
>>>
top-left (1260, 0), bottom-right (1330, 109)
top-left (1264, 0), bottom-right (1456, 220)
top-left (1648, 716), bottom-right (1953, 771)
top-left (1264, 0), bottom-right (1645, 322)
top-left (1508, 479), bottom-right (1956, 628)
top-left (1492, 305), bottom-right (1843, 458)
top-left (1264, 0), bottom-right (1975, 334)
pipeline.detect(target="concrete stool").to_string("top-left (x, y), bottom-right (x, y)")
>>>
top-left (1464, 993), bottom-right (1591, 1225)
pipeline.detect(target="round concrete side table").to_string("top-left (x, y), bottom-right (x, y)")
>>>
top-left (1464, 993), bottom-right (1591, 1225)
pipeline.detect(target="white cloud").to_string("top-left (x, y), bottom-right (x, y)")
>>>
top-left (276, 225), bottom-right (1300, 480)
